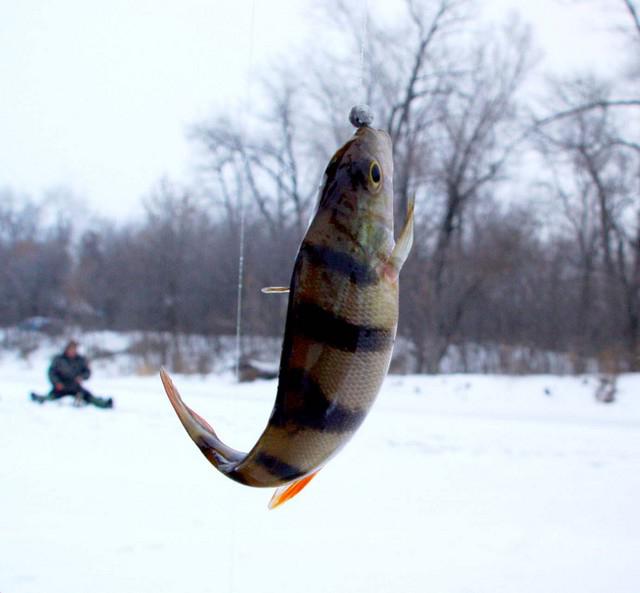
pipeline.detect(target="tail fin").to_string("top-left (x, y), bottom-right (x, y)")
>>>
top-left (160, 368), bottom-right (245, 470)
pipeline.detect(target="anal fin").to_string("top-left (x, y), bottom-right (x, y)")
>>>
top-left (268, 470), bottom-right (320, 510)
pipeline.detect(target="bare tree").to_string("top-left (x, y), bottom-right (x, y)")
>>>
top-left (302, 0), bottom-right (534, 371)
top-left (400, 20), bottom-right (533, 371)
top-left (192, 80), bottom-right (321, 240)
top-left (0, 190), bottom-right (72, 326)
top-left (535, 77), bottom-right (640, 369)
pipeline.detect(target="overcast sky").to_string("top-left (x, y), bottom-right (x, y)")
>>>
top-left (0, 0), bottom-right (626, 221)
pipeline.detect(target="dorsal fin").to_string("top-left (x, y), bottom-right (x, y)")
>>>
top-left (261, 286), bottom-right (290, 294)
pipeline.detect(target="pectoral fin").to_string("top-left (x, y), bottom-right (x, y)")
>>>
top-left (268, 470), bottom-right (320, 510)
top-left (384, 199), bottom-right (414, 281)
top-left (261, 286), bottom-right (290, 294)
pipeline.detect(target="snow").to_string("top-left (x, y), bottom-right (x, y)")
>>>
top-left (2, 344), bottom-right (640, 593)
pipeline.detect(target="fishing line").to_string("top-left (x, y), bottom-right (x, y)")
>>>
top-left (358, 0), bottom-right (370, 104)
top-left (234, 0), bottom-right (257, 383)
top-left (234, 191), bottom-right (247, 384)
top-left (230, 5), bottom-right (256, 593)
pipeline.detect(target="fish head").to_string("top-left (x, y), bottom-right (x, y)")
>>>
top-left (311, 126), bottom-right (395, 261)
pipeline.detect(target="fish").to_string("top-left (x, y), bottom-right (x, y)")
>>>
top-left (160, 109), bottom-right (414, 508)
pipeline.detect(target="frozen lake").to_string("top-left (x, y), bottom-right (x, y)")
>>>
top-left (2, 355), bottom-right (639, 593)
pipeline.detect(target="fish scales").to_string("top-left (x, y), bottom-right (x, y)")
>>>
top-left (160, 115), bottom-right (414, 505)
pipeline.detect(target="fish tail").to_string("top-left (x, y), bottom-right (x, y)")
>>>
top-left (160, 368), bottom-right (245, 472)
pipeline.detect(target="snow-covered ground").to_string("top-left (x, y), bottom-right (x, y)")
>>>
top-left (2, 347), bottom-right (640, 593)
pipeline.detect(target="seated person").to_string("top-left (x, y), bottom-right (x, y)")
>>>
top-left (31, 340), bottom-right (113, 409)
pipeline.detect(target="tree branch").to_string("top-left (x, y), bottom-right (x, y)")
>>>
top-left (534, 100), bottom-right (640, 129)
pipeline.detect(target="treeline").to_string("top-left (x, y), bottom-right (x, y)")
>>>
top-left (1, 0), bottom-right (638, 373)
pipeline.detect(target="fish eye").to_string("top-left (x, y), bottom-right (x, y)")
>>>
top-left (369, 161), bottom-right (382, 188)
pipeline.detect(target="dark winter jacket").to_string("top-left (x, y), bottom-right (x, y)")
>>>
top-left (48, 353), bottom-right (91, 387)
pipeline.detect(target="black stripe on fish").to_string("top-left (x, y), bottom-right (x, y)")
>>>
top-left (319, 140), bottom-right (361, 210)
top-left (272, 368), bottom-right (368, 433)
top-left (293, 301), bottom-right (394, 353)
top-left (226, 467), bottom-right (251, 485)
top-left (300, 242), bottom-right (378, 285)
top-left (255, 452), bottom-right (306, 481)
